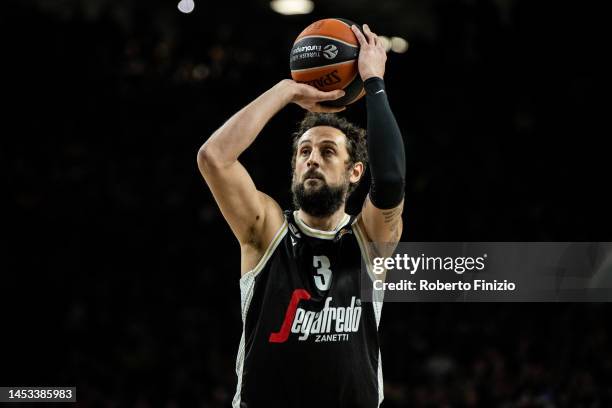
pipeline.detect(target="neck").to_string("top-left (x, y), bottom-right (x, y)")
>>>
top-left (297, 206), bottom-right (347, 231)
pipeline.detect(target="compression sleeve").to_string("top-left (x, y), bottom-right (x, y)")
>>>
top-left (364, 76), bottom-right (406, 209)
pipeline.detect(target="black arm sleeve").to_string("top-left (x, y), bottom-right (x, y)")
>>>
top-left (364, 76), bottom-right (406, 209)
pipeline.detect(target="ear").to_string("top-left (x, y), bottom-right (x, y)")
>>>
top-left (349, 162), bottom-right (364, 184)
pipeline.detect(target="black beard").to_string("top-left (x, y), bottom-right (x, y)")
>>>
top-left (292, 179), bottom-right (347, 218)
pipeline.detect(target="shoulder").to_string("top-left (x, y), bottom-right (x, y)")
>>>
top-left (260, 193), bottom-right (285, 237)
top-left (241, 193), bottom-right (284, 249)
top-left (239, 196), bottom-right (287, 276)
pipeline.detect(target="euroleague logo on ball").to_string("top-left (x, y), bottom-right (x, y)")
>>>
top-left (323, 44), bottom-right (338, 60)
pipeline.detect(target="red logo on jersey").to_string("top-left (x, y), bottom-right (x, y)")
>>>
top-left (269, 289), bottom-right (311, 343)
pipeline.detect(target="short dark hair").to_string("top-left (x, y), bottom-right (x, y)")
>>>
top-left (291, 113), bottom-right (367, 196)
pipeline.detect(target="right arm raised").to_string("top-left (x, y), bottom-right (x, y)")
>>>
top-left (197, 80), bottom-right (345, 252)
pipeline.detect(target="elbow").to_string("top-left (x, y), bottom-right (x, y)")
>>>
top-left (371, 171), bottom-right (405, 191)
top-left (197, 143), bottom-right (220, 172)
top-left (370, 177), bottom-right (405, 209)
top-left (376, 173), bottom-right (405, 187)
top-left (197, 142), bottom-right (236, 172)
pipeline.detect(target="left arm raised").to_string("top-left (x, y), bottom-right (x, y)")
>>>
top-left (360, 77), bottom-right (405, 244)
top-left (352, 24), bottom-right (406, 244)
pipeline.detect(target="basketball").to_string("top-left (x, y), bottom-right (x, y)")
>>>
top-left (290, 18), bottom-right (365, 107)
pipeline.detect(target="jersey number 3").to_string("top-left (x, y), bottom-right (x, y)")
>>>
top-left (313, 255), bottom-right (332, 291)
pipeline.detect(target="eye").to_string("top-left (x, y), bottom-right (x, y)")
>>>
top-left (300, 148), bottom-right (310, 156)
top-left (323, 149), bottom-right (335, 156)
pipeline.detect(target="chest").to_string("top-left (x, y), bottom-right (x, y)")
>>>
top-left (278, 230), bottom-right (363, 298)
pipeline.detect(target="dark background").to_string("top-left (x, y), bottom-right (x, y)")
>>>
top-left (2, 0), bottom-right (611, 406)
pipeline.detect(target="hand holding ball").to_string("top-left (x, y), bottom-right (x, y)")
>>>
top-left (290, 18), bottom-right (365, 107)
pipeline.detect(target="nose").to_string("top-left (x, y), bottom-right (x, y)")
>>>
top-left (306, 150), bottom-right (320, 168)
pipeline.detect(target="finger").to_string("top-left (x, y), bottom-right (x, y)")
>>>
top-left (313, 89), bottom-right (345, 101)
top-left (298, 83), bottom-right (344, 101)
top-left (363, 24), bottom-right (377, 46)
top-left (312, 103), bottom-right (346, 113)
top-left (351, 24), bottom-right (368, 47)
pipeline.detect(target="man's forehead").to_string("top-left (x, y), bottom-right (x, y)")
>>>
top-left (298, 126), bottom-right (347, 145)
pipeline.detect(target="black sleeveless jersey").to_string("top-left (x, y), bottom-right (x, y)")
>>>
top-left (232, 210), bottom-right (384, 408)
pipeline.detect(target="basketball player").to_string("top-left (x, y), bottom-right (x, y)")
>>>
top-left (197, 24), bottom-right (405, 408)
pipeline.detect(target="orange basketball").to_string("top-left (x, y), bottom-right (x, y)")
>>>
top-left (290, 18), bottom-right (365, 107)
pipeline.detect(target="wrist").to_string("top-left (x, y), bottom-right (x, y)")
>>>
top-left (361, 71), bottom-right (384, 81)
top-left (274, 79), bottom-right (297, 105)
top-left (364, 77), bottom-right (385, 94)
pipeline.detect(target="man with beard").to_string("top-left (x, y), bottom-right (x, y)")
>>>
top-left (197, 24), bottom-right (405, 408)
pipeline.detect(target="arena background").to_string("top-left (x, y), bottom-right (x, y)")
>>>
top-left (2, 0), bottom-right (610, 406)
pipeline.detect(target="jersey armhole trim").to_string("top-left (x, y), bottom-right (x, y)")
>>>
top-left (352, 214), bottom-right (376, 279)
top-left (240, 220), bottom-right (288, 282)
top-left (353, 214), bottom-right (386, 307)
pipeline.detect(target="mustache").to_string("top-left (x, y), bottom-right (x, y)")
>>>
top-left (303, 170), bottom-right (325, 181)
